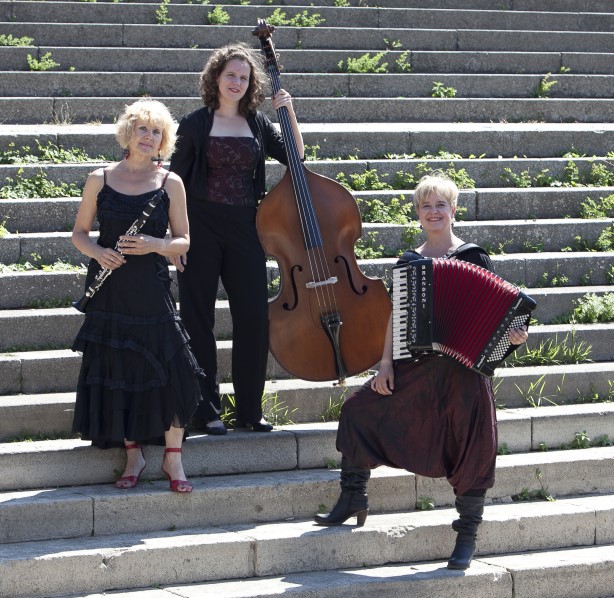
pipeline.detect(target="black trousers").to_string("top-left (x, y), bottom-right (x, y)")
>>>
top-left (178, 200), bottom-right (269, 423)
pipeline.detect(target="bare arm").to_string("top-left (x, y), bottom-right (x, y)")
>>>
top-left (371, 313), bottom-right (394, 396)
top-left (272, 89), bottom-right (304, 160)
top-left (72, 169), bottom-right (126, 271)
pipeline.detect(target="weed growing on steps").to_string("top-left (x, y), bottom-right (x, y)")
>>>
top-left (508, 331), bottom-right (592, 367)
top-left (0, 169), bottom-right (82, 198)
top-left (513, 374), bottom-right (559, 408)
top-left (155, 0), bottom-right (172, 24)
top-left (266, 8), bottom-right (324, 27)
top-left (431, 82), bottom-right (457, 98)
top-left (534, 73), bottom-right (558, 98)
top-left (0, 34), bottom-right (34, 46)
top-left (565, 223), bottom-right (614, 253)
top-left (497, 443), bottom-right (511, 455)
top-left (356, 195), bottom-right (414, 225)
top-left (575, 382), bottom-right (613, 404)
top-left (354, 231), bottom-right (386, 259)
top-left (334, 0), bottom-right (351, 6)
top-left (0, 140), bottom-right (106, 165)
top-left (553, 293), bottom-right (614, 324)
top-left (0, 220), bottom-right (8, 238)
top-left (27, 52), bottom-right (60, 71)
top-left (28, 297), bottom-right (75, 309)
top-left (503, 160), bottom-right (614, 188)
top-left (580, 194), bottom-right (614, 219)
top-left (220, 392), bottom-right (296, 427)
top-left (534, 271), bottom-right (569, 287)
top-left (417, 497), bottom-right (435, 510)
top-left (321, 394), bottom-right (345, 422)
top-left (339, 51), bottom-right (388, 74)
top-left (513, 468), bottom-right (555, 502)
top-left (207, 5), bottom-right (230, 25)
top-left (0, 258), bottom-right (85, 274)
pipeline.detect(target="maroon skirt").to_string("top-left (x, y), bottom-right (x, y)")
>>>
top-left (336, 353), bottom-right (497, 496)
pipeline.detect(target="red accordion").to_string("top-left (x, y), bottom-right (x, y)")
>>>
top-left (392, 258), bottom-right (536, 377)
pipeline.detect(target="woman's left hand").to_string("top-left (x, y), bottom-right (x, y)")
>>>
top-left (271, 89), bottom-right (294, 112)
top-left (509, 325), bottom-right (529, 345)
top-left (118, 234), bottom-right (162, 255)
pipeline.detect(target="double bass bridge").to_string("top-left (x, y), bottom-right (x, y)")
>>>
top-left (306, 276), bottom-right (338, 289)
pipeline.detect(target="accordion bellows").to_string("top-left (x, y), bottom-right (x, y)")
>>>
top-left (392, 258), bottom-right (537, 377)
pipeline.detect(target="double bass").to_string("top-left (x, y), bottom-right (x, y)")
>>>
top-left (253, 20), bottom-right (391, 384)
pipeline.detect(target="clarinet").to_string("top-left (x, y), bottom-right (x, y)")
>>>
top-left (73, 188), bottom-right (165, 313)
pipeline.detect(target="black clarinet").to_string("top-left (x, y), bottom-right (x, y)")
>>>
top-left (73, 188), bottom-right (165, 313)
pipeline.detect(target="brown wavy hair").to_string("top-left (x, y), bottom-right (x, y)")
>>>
top-left (199, 43), bottom-right (267, 117)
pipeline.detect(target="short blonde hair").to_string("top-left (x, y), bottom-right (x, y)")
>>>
top-left (115, 99), bottom-right (178, 160)
top-left (413, 173), bottom-right (459, 212)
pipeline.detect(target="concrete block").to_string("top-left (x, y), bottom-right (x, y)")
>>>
top-left (172, 560), bottom-right (512, 598)
top-left (0, 198), bottom-right (81, 234)
top-left (0, 98), bottom-right (55, 125)
top-left (563, 51), bottom-right (614, 74)
top-left (495, 408), bottom-right (532, 453)
top-left (2, 22), bottom-right (122, 48)
top-left (0, 234), bottom-right (20, 264)
top-left (478, 498), bottom-right (596, 556)
top-left (0, 355), bottom-right (21, 395)
top-left (528, 285), bottom-right (613, 324)
top-left (566, 494), bottom-right (614, 544)
top-left (0, 487), bottom-right (92, 543)
top-left (481, 544), bottom-right (614, 598)
top-left (19, 349), bottom-right (81, 393)
top-left (531, 403), bottom-right (614, 450)
top-left (494, 363), bottom-right (614, 409)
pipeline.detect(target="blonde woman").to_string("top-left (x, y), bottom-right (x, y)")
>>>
top-left (314, 174), bottom-right (528, 569)
top-left (71, 99), bottom-right (202, 493)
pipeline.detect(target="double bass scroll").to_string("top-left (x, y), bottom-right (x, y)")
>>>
top-left (252, 20), bottom-right (392, 384)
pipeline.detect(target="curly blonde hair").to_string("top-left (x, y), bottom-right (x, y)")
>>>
top-left (199, 43), bottom-right (267, 117)
top-left (115, 99), bottom-right (178, 160)
top-left (413, 172), bottom-right (459, 212)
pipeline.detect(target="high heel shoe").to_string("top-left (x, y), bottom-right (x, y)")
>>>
top-left (161, 447), bottom-right (192, 493)
top-left (115, 443), bottom-right (146, 489)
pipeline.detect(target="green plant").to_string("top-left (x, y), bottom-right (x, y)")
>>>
top-left (268, 275), bottom-right (280, 299)
top-left (593, 434), bottom-right (611, 447)
top-left (27, 52), bottom-right (60, 71)
top-left (580, 194), bottom-right (614, 218)
top-left (7, 430), bottom-right (76, 442)
top-left (338, 51), bottom-right (388, 74)
top-left (155, 0), bottom-right (172, 23)
top-left (325, 458), bottom-right (340, 469)
top-left (28, 297), bottom-right (75, 309)
top-left (262, 392), bottom-right (296, 426)
top-left (0, 169), bottom-right (82, 198)
top-left (534, 73), bottom-right (557, 98)
top-left (538, 442), bottom-right (548, 451)
top-left (512, 468), bottom-right (555, 502)
top-left (431, 82), bottom-right (457, 98)
top-left (394, 51), bottom-right (411, 73)
top-left (509, 331), bottom-right (592, 366)
top-left (207, 5), bottom-right (230, 25)
top-left (0, 34), bottom-right (34, 46)
top-left (534, 271), bottom-right (569, 287)
top-left (0, 220), bottom-right (9, 237)
top-left (267, 8), bottom-right (324, 27)
top-left (569, 430), bottom-right (591, 449)
top-left (587, 163), bottom-right (614, 187)
top-left (334, 0), bottom-right (350, 5)
top-left (383, 38), bottom-right (403, 49)
top-left (336, 169), bottom-right (392, 191)
top-left (514, 374), bottom-right (558, 408)
top-left (497, 443), bottom-right (511, 455)
top-left (321, 395), bottom-right (344, 422)
top-left (417, 496), bottom-right (435, 510)
top-left (354, 231), bottom-right (385, 259)
top-left (562, 292), bottom-right (614, 324)
top-left (502, 167), bottom-right (532, 188)
top-left (357, 195), bottom-right (414, 225)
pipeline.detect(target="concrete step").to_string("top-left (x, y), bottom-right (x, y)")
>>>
top-left (1, 324), bottom-right (612, 395)
top-left (4, 45), bottom-right (614, 76)
top-left (1, 359), bottom-right (613, 435)
top-left (4, 187), bottom-right (614, 233)
top-left (4, 2), bottom-right (613, 32)
top-left (0, 493), bottom-right (612, 598)
top-left (4, 71), bottom-right (614, 99)
top-left (4, 22), bottom-right (614, 54)
top-left (5, 95), bottom-right (614, 125)
top-left (57, 544), bottom-right (614, 598)
top-left (2, 217), bottom-right (611, 266)
top-left (3, 122), bottom-right (614, 160)
top-left (2, 251), bottom-right (613, 310)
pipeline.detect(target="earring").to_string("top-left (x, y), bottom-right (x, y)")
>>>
top-left (123, 148), bottom-right (130, 160)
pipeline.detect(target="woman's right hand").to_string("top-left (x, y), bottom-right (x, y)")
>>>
top-left (169, 253), bottom-right (187, 272)
top-left (96, 247), bottom-right (126, 270)
top-left (371, 361), bottom-right (394, 396)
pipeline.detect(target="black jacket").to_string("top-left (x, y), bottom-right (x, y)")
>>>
top-left (169, 106), bottom-right (288, 203)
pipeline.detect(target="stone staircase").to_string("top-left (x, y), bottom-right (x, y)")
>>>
top-left (1, 0), bottom-right (613, 596)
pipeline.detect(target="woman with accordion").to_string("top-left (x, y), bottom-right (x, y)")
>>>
top-left (314, 173), bottom-right (529, 570)
top-left (71, 100), bottom-right (202, 493)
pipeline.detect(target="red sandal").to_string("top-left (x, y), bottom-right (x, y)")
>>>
top-left (115, 443), bottom-right (146, 489)
top-left (162, 447), bottom-right (192, 493)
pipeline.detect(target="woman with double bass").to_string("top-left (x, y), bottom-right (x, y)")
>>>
top-left (170, 42), bottom-right (304, 434)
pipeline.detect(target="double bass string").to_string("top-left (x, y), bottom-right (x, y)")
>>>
top-left (267, 63), bottom-right (340, 322)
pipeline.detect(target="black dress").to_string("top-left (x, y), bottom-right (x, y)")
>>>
top-left (71, 172), bottom-right (202, 447)
top-left (336, 244), bottom-right (498, 496)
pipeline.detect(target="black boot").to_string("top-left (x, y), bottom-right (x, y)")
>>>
top-left (447, 494), bottom-right (485, 570)
top-left (314, 458), bottom-right (370, 527)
